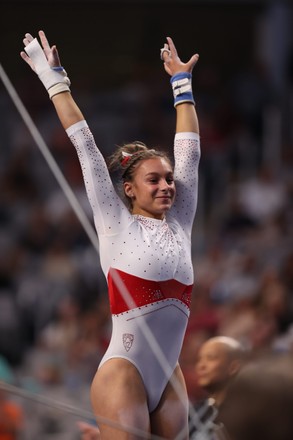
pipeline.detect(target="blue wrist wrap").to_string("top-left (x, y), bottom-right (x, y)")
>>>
top-left (170, 72), bottom-right (195, 107)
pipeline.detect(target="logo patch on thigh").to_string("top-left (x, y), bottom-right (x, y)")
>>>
top-left (123, 333), bottom-right (134, 351)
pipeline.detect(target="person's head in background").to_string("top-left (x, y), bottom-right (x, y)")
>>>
top-left (219, 353), bottom-right (293, 440)
top-left (195, 336), bottom-right (245, 407)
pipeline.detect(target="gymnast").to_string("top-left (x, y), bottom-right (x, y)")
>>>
top-left (21, 30), bottom-right (200, 439)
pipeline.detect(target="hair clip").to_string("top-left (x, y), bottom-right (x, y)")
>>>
top-left (121, 151), bottom-right (132, 167)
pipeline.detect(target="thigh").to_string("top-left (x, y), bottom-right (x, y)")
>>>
top-left (150, 365), bottom-right (189, 440)
top-left (91, 358), bottom-right (150, 440)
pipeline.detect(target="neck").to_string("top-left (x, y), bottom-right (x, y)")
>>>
top-left (132, 209), bottom-right (165, 220)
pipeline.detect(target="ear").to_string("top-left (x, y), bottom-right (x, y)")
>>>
top-left (123, 181), bottom-right (134, 198)
top-left (228, 360), bottom-right (242, 377)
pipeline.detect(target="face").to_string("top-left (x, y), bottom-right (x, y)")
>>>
top-left (195, 341), bottom-right (237, 391)
top-left (124, 158), bottom-right (176, 220)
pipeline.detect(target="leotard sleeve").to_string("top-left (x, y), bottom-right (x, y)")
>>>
top-left (66, 120), bottom-right (132, 236)
top-left (170, 132), bottom-right (201, 237)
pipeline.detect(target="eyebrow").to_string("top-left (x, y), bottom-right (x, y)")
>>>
top-left (145, 171), bottom-right (173, 177)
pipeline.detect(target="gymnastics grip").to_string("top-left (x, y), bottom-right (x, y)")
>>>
top-left (170, 72), bottom-right (195, 107)
top-left (24, 38), bottom-right (71, 99)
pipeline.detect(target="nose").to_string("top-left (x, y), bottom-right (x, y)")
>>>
top-left (159, 179), bottom-right (170, 191)
top-left (196, 360), bottom-right (206, 372)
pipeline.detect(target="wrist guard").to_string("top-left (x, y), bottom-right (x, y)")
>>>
top-left (24, 38), bottom-right (71, 99)
top-left (170, 72), bottom-right (194, 107)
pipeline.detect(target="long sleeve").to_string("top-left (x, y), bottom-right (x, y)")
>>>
top-left (170, 132), bottom-right (201, 237)
top-left (66, 120), bottom-right (132, 236)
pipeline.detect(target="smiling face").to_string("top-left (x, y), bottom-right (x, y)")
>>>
top-left (123, 157), bottom-right (176, 220)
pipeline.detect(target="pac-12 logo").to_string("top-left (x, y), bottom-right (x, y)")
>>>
top-left (123, 333), bottom-right (134, 352)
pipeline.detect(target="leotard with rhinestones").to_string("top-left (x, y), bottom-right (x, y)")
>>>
top-left (66, 120), bottom-right (200, 411)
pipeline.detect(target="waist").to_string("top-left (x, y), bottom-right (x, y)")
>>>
top-left (107, 268), bottom-right (193, 315)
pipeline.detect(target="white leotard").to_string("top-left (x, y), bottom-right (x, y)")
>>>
top-left (66, 120), bottom-right (200, 411)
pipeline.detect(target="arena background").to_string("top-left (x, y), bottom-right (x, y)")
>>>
top-left (0, 1), bottom-right (293, 439)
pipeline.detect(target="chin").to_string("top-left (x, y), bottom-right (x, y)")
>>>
top-left (159, 203), bottom-right (172, 212)
top-left (197, 379), bottom-right (212, 388)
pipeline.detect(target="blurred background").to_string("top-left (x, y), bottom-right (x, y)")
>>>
top-left (0, 0), bottom-right (293, 438)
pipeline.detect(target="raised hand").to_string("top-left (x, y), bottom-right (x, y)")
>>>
top-left (161, 37), bottom-right (199, 77)
top-left (20, 30), bottom-right (61, 72)
top-left (19, 30), bottom-right (70, 99)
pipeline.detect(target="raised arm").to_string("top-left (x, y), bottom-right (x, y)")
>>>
top-left (162, 38), bottom-right (200, 232)
top-left (20, 30), bottom-right (84, 129)
top-left (161, 37), bottom-right (199, 134)
top-left (20, 30), bottom-right (132, 236)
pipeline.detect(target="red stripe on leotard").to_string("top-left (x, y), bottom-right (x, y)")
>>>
top-left (107, 268), bottom-right (193, 315)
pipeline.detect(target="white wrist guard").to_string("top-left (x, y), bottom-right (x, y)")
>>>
top-left (24, 38), bottom-right (71, 99)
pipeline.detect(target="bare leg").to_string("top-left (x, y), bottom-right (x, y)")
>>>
top-left (91, 358), bottom-right (150, 439)
top-left (150, 365), bottom-right (189, 440)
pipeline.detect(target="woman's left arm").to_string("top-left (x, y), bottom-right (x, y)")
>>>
top-left (162, 38), bottom-right (200, 232)
top-left (161, 37), bottom-right (199, 134)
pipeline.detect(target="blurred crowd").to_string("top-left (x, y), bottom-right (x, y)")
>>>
top-left (0, 3), bottom-right (293, 438)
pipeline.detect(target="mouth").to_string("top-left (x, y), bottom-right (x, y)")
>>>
top-left (156, 197), bottom-right (172, 205)
top-left (197, 372), bottom-right (209, 380)
top-left (155, 195), bottom-right (172, 200)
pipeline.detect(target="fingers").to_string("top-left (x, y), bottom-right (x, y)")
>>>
top-left (51, 45), bottom-right (61, 66)
top-left (20, 50), bottom-right (36, 72)
top-left (160, 43), bottom-right (171, 62)
top-left (22, 30), bottom-right (50, 52)
top-left (20, 51), bottom-right (29, 62)
top-left (39, 31), bottom-right (61, 67)
top-left (186, 53), bottom-right (200, 72)
top-left (166, 36), bottom-right (178, 57)
top-left (161, 37), bottom-right (177, 63)
top-left (39, 30), bottom-right (51, 52)
top-left (163, 62), bottom-right (173, 76)
top-left (23, 33), bottom-right (34, 47)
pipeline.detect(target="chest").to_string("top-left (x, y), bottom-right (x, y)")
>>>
top-left (100, 218), bottom-right (193, 283)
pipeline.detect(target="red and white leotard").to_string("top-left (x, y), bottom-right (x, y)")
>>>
top-left (66, 120), bottom-right (200, 411)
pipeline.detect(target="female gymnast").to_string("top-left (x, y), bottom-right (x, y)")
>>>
top-left (20, 30), bottom-right (200, 439)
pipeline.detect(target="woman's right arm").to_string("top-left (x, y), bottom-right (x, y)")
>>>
top-left (20, 31), bottom-right (131, 235)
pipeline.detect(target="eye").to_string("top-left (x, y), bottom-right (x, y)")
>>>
top-left (166, 177), bottom-right (174, 184)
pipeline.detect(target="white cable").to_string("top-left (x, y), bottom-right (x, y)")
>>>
top-left (0, 62), bottom-right (204, 439)
top-left (0, 63), bottom-right (99, 252)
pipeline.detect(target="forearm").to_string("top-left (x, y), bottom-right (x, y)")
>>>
top-left (175, 102), bottom-right (199, 134)
top-left (51, 92), bottom-right (85, 130)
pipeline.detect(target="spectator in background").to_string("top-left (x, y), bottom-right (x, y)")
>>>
top-left (189, 336), bottom-right (244, 439)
